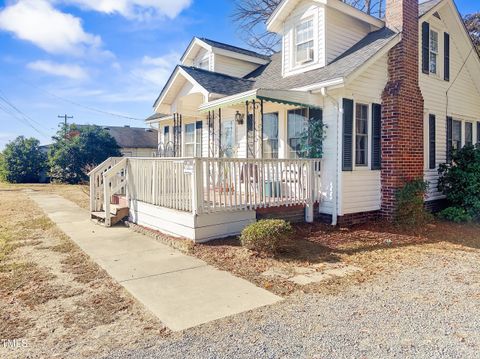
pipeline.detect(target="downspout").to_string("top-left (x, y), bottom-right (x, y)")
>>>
top-left (320, 87), bottom-right (340, 226)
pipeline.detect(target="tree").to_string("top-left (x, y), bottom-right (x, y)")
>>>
top-left (48, 124), bottom-right (121, 184)
top-left (0, 136), bottom-right (47, 183)
top-left (464, 13), bottom-right (480, 53)
top-left (232, 0), bottom-right (385, 54)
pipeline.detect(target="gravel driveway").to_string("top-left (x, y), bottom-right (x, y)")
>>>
top-left (103, 246), bottom-right (480, 359)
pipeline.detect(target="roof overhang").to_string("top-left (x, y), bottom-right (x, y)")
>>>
top-left (145, 114), bottom-right (173, 125)
top-left (181, 37), bottom-right (269, 66)
top-left (153, 66), bottom-right (209, 112)
top-left (199, 88), bottom-right (322, 112)
top-left (267, 0), bottom-right (384, 33)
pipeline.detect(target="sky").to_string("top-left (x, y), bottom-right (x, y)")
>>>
top-left (0, 0), bottom-right (478, 150)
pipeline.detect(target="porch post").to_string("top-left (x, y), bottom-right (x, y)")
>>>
top-left (260, 99), bottom-right (264, 158)
top-left (207, 111), bottom-right (211, 158)
top-left (191, 158), bottom-right (203, 215)
top-left (305, 160), bottom-right (315, 223)
top-left (179, 114), bottom-right (183, 157)
top-left (218, 108), bottom-right (222, 156)
top-left (173, 113), bottom-right (176, 157)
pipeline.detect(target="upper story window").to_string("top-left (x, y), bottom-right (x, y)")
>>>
top-left (429, 29), bottom-right (439, 74)
top-left (295, 18), bottom-right (314, 65)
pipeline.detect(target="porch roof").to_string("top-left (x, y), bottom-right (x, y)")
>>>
top-left (198, 88), bottom-right (322, 112)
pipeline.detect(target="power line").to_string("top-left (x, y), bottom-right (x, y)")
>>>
top-left (0, 100), bottom-right (49, 139)
top-left (0, 90), bottom-right (44, 128)
top-left (17, 78), bottom-right (146, 122)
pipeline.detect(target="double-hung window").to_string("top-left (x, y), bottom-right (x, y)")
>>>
top-left (465, 122), bottom-right (473, 146)
top-left (184, 121), bottom-right (203, 157)
top-left (295, 18), bottom-right (314, 65)
top-left (452, 120), bottom-right (462, 150)
top-left (429, 29), bottom-right (439, 74)
top-left (355, 104), bottom-right (369, 166)
top-left (287, 108), bottom-right (308, 158)
top-left (184, 123), bottom-right (196, 157)
top-left (262, 113), bottom-right (279, 159)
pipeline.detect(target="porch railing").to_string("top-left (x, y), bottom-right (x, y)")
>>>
top-left (90, 157), bottom-right (322, 225)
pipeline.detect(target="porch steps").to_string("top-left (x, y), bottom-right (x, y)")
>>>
top-left (91, 204), bottom-right (129, 226)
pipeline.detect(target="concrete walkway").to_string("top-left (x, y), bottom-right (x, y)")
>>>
top-left (27, 192), bottom-right (281, 331)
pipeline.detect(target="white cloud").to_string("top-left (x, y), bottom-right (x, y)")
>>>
top-left (62, 0), bottom-right (192, 20)
top-left (27, 60), bottom-right (89, 80)
top-left (0, 0), bottom-right (101, 56)
top-left (133, 53), bottom-right (180, 85)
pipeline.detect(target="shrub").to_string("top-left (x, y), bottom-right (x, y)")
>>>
top-left (438, 207), bottom-right (473, 223)
top-left (240, 219), bottom-right (293, 255)
top-left (395, 179), bottom-right (432, 227)
top-left (0, 136), bottom-right (47, 183)
top-left (438, 145), bottom-right (480, 222)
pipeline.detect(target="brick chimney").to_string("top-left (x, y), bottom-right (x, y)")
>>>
top-left (381, 0), bottom-right (425, 218)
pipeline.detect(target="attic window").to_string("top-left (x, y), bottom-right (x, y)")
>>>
top-left (295, 18), bottom-right (314, 65)
top-left (433, 12), bottom-right (441, 20)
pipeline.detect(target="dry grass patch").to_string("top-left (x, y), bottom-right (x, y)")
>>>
top-left (191, 220), bottom-right (480, 296)
top-left (0, 187), bottom-right (165, 359)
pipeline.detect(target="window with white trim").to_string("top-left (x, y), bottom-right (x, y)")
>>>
top-left (287, 108), bottom-right (308, 158)
top-left (465, 122), bottom-right (473, 146)
top-left (452, 120), bottom-right (462, 150)
top-left (429, 29), bottom-right (439, 74)
top-left (355, 104), bottom-right (369, 166)
top-left (295, 18), bottom-right (314, 65)
top-left (221, 120), bottom-right (234, 157)
top-left (262, 113), bottom-right (279, 159)
top-left (184, 123), bottom-right (196, 157)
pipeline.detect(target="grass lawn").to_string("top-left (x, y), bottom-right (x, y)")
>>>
top-left (0, 184), bottom-right (165, 358)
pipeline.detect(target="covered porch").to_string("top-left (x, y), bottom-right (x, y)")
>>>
top-left (90, 155), bottom-right (322, 241)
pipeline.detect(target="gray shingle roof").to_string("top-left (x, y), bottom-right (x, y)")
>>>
top-left (100, 126), bottom-right (158, 149)
top-left (180, 66), bottom-right (255, 96)
top-left (419, 0), bottom-right (443, 17)
top-left (145, 113), bottom-right (169, 122)
top-left (246, 27), bottom-right (398, 90)
top-left (199, 38), bottom-right (271, 60)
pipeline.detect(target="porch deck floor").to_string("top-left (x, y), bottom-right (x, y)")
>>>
top-left (27, 191), bottom-right (282, 331)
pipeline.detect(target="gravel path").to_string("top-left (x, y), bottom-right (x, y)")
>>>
top-left (103, 247), bottom-right (480, 359)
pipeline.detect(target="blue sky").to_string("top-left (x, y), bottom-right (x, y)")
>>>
top-left (0, 0), bottom-right (478, 150)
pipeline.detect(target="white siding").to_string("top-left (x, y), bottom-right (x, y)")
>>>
top-left (213, 54), bottom-right (260, 78)
top-left (325, 8), bottom-right (371, 64)
top-left (341, 54), bottom-right (388, 214)
top-left (420, 9), bottom-right (480, 200)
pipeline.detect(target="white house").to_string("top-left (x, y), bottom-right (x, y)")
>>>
top-left (90, 0), bottom-right (480, 241)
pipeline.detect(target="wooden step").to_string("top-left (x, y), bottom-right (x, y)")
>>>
top-left (91, 206), bottom-right (129, 226)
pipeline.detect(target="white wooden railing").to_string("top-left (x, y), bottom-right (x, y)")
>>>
top-left (90, 157), bottom-right (322, 225)
top-left (89, 157), bottom-right (124, 213)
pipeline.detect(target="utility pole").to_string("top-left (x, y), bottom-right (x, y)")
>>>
top-left (58, 114), bottom-right (73, 138)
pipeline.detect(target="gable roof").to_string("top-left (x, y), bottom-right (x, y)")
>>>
top-left (419, 0), bottom-right (444, 17)
top-left (198, 38), bottom-right (270, 61)
top-left (98, 126), bottom-right (158, 149)
top-left (246, 27), bottom-right (398, 90)
top-left (179, 66), bottom-right (255, 96)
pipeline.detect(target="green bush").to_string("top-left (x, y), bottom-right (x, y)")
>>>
top-left (438, 207), bottom-right (473, 223)
top-left (438, 145), bottom-right (480, 222)
top-left (240, 219), bottom-right (293, 255)
top-left (0, 136), bottom-right (47, 183)
top-left (395, 179), bottom-right (432, 226)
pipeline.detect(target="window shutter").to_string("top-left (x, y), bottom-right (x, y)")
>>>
top-left (429, 114), bottom-right (436, 169)
top-left (371, 103), bottom-right (382, 170)
top-left (446, 116), bottom-right (453, 162)
top-left (477, 122), bottom-right (480, 145)
top-left (422, 22), bottom-right (430, 74)
top-left (342, 98), bottom-right (354, 171)
top-left (444, 33), bottom-right (450, 81)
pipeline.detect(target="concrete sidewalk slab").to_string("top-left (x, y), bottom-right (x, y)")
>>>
top-left (27, 191), bottom-right (281, 331)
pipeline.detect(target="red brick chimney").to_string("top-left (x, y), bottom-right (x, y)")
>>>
top-left (381, 0), bottom-right (425, 218)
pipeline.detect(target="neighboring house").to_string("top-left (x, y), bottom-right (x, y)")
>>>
top-left (91, 0), bottom-right (480, 241)
top-left (77, 125), bottom-right (158, 157)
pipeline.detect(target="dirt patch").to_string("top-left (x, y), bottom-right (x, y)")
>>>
top-left (0, 188), bottom-right (165, 359)
top-left (190, 220), bottom-right (480, 296)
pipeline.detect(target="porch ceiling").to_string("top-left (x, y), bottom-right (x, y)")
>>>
top-left (198, 88), bottom-right (322, 112)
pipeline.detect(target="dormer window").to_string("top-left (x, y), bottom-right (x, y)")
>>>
top-left (295, 18), bottom-right (314, 65)
top-left (429, 29), bottom-right (438, 74)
